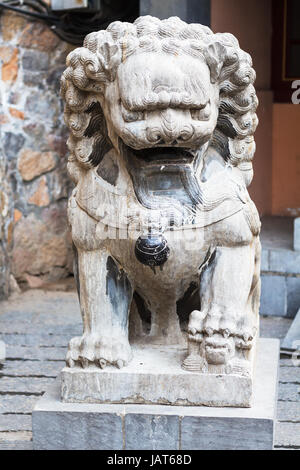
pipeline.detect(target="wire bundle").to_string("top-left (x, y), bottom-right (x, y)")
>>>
top-left (0, 0), bottom-right (138, 45)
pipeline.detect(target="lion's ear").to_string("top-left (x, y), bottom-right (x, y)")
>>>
top-left (205, 42), bottom-right (227, 83)
top-left (97, 42), bottom-right (121, 81)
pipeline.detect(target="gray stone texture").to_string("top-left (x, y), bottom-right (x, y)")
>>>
top-left (181, 416), bottom-right (273, 450)
top-left (125, 414), bottom-right (179, 450)
top-left (0, 340), bottom-right (5, 363)
top-left (33, 411), bottom-right (123, 450)
top-left (260, 275), bottom-right (287, 316)
top-left (282, 309), bottom-right (300, 350)
top-left (286, 279), bottom-right (300, 318)
top-left (294, 218), bottom-right (300, 252)
top-left (33, 338), bottom-right (279, 450)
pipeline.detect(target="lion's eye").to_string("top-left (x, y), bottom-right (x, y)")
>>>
top-left (122, 107), bottom-right (144, 122)
top-left (191, 101), bottom-right (211, 121)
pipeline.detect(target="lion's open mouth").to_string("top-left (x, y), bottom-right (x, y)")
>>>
top-left (126, 146), bottom-right (196, 164)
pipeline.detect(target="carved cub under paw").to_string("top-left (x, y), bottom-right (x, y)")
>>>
top-left (61, 16), bottom-right (260, 375)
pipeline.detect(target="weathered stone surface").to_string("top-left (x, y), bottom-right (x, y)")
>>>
top-left (0, 377), bottom-right (55, 394)
top-left (19, 22), bottom-right (61, 52)
top-left (294, 218), bottom-right (300, 252)
top-left (22, 50), bottom-right (49, 71)
top-left (279, 366), bottom-right (300, 383)
top-left (11, 210), bottom-right (72, 281)
top-left (33, 411), bottom-right (123, 450)
top-left (33, 339), bottom-right (278, 450)
top-left (13, 209), bottom-right (22, 223)
top-left (0, 415), bottom-right (32, 432)
top-left (5, 345), bottom-right (67, 361)
top-left (0, 396), bottom-right (39, 414)
top-left (260, 275), bottom-right (287, 316)
top-left (3, 132), bottom-right (25, 160)
top-left (181, 416), bottom-right (273, 450)
top-left (287, 278), bottom-right (300, 318)
top-left (61, 345), bottom-right (255, 407)
top-left (0, 440), bottom-right (33, 450)
top-left (269, 250), bottom-right (300, 275)
top-left (28, 176), bottom-right (50, 207)
top-left (125, 414), bottom-right (179, 450)
top-left (277, 401), bottom-right (300, 422)
top-left (1, 360), bottom-right (64, 378)
top-left (18, 149), bottom-right (56, 181)
top-left (1, 333), bottom-right (71, 347)
top-left (9, 107), bottom-right (24, 120)
top-left (278, 383), bottom-right (300, 402)
top-left (275, 422), bottom-right (300, 448)
top-left (261, 248), bottom-right (269, 271)
top-left (282, 309), bottom-right (300, 350)
top-left (1, 47), bottom-right (18, 82)
top-left (61, 15), bottom-right (261, 408)
top-left (1, 11), bottom-right (27, 41)
top-left (0, 340), bottom-right (5, 363)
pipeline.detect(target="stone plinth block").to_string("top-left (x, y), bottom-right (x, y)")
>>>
top-left (61, 343), bottom-right (256, 408)
top-left (32, 339), bottom-right (279, 450)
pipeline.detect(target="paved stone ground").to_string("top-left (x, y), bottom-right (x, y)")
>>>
top-left (0, 289), bottom-right (299, 450)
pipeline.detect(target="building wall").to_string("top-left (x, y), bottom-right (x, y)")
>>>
top-left (272, 104), bottom-right (300, 216)
top-left (211, 0), bottom-right (300, 217)
top-left (0, 12), bottom-right (73, 291)
top-left (211, 0), bottom-right (273, 216)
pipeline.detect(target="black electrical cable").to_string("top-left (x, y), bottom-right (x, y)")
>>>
top-left (0, 0), bottom-right (138, 45)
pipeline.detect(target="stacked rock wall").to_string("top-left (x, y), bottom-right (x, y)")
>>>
top-left (0, 12), bottom-right (74, 295)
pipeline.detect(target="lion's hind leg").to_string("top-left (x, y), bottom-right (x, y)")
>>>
top-left (184, 242), bottom-right (259, 374)
top-left (66, 249), bottom-right (133, 369)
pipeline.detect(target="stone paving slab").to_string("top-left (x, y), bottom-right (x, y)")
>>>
top-left (5, 346), bottom-right (67, 361)
top-left (278, 383), bottom-right (300, 402)
top-left (277, 402), bottom-right (300, 422)
top-left (0, 440), bottom-right (33, 450)
top-left (0, 322), bottom-right (81, 335)
top-left (275, 422), bottom-right (300, 449)
top-left (0, 414), bottom-right (32, 431)
top-left (0, 334), bottom-right (72, 347)
top-left (0, 377), bottom-right (55, 394)
top-left (0, 395), bottom-right (39, 414)
top-left (279, 367), bottom-right (300, 383)
top-left (1, 360), bottom-right (65, 377)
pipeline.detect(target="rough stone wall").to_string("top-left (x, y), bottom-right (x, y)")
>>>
top-left (0, 12), bottom-right (74, 293)
top-left (0, 117), bottom-right (12, 298)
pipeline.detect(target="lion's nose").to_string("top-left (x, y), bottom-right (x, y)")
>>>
top-left (146, 124), bottom-right (194, 145)
top-left (158, 109), bottom-right (195, 144)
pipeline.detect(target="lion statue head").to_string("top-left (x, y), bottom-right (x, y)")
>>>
top-left (61, 16), bottom-right (258, 223)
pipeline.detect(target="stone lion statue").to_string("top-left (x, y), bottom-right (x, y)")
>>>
top-left (61, 16), bottom-right (260, 377)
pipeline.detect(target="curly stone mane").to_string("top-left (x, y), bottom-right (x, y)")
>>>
top-left (61, 16), bottom-right (258, 177)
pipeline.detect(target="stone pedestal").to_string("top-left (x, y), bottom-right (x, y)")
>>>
top-left (61, 343), bottom-right (256, 408)
top-left (32, 338), bottom-right (279, 450)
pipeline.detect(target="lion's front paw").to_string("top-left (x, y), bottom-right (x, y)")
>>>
top-left (66, 333), bottom-right (132, 369)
